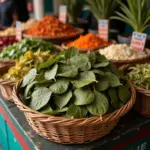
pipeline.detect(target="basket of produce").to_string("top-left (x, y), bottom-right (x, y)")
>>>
top-left (99, 44), bottom-right (150, 68)
top-left (0, 19), bottom-right (37, 37)
top-left (23, 16), bottom-right (84, 44)
top-left (0, 36), bottom-right (18, 50)
top-left (0, 38), bottom-right (61, 60)
top-left (62, 33), bottom-right (116, 52)
top-left (0, 38), bottom-right (61, 101)
top-left (12, 48), bottom-right (136, 144)
top-left (0, 60), bottom-right (15, 101)
top-left (0, 50), bottom-right (53, 101)
top-left (121, 63), bottom-right (150, 117)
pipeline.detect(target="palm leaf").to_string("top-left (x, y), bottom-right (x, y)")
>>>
top-left (87, 0), bottom-right (120, 20)
top-left (112, 0), bottom-right (150, 32)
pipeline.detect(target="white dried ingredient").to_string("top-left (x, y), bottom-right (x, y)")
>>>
top-left (99, 44), bottom-right (146, 60)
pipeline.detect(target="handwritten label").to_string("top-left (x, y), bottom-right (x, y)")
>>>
top-left (131, 32), bottom-right (147, 52)
top-left (98, 19), bottom-right (109, 42)
top-left (59, 5), bottom-right (67, 23)
top-left (16, 21), bottom-right (22, 41)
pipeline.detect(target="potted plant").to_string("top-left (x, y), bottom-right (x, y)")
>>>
top-left (60, 0), bottom-right (88, 34)
top-left (112, 0), bottom-right (150, 47)
top-left (87, 0), bottom-right (121, 40)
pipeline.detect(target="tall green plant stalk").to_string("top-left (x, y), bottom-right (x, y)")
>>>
top-left (87, 0), bottom-right (120, 20)
top-left (112, 0), bottom-right (150, 33)
top-left (61, 0), bottom-right (85, 24)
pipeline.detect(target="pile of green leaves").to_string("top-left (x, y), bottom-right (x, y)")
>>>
top-left (128, 63), bottom-right (150, 90)
top-left (20, 48), bottom-right (131, 118)
top-left (0, 38), bottom-right (60, 60)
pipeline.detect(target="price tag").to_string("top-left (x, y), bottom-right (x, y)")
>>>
top-left (131, 32), bottom-right (147, 52)
top-left (16, 21), bottom-right (22, 41)
top-left (98, 19), bottom-right (109, 42)
top-left (59, 5), bottom-right (67, 23)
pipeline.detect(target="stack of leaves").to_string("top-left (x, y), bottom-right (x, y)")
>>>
top-left (20, 48), bottom-right (131, 118)
top-left (2, 50), bottom-right (51, 82)
top-left (127, 63), bottom-right (150, 90)
top-left (0, 38), bottom-right (59, 60)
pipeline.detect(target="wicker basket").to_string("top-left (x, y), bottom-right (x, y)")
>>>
top-left (110, 48), bottom-right (150, 68)
top-left (121, 64), bottom-right (150, 117)
top-left (0, 60), bottom-right (15, 74)
top-left (23, 27), bottom-right (84, 45)
top-left (0, 60), bottom-right (15, 101)
top-left (12, 81), bottom-right (136, 144)
top-left (0, 79), bottom-right (15, 101)
top-left (62, 40), bottom-right (116, 52)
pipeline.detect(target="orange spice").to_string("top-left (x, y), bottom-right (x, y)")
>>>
top-left (67, 33), bottom-right (112, 51)
top-left (26, 16), bottom-right (79, 37)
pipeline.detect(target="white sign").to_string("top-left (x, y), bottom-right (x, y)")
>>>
top-left (16, 21), bottom-right (22, 41)
top-left (98, 19), bottom-right (109, 42)
top-left (59, 5), bottom-right (67, 23)
top-left (131, 32), bottom-right (147, 52)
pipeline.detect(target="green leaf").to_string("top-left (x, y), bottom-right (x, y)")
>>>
top-left (57, 65), bottom-right (78, 78)
top-left (21, 68), bottom-right (37, 87)
top-left (40, 105), bottom-right (53, 114)
top-left (93, 62), bottom-right (109, 68)
top-left (87, 91), bottom-right (109, 116)
top-left (74, 88), bottom-right (95, 106)
top-left (71, 71), bottom-right (96, 88)
top-left (87, 52), bottom-right (97, 66)
top-left (104, 72), bottom-right (121, 87)
top-left (44, 64), bottom-right (58, 80)
top-left (38, 57), bottom-right (56, 70)
top-left (95, 80), bottom-right (109, 91)
top-left (67, 104), bottom-right (88, 118)
top-left (118, 85), bottom-right (131, 103)
top-left (29, 87), bottom-right (52, 110)
top-left (54, 90), bottom-right (72, 109)
top-left (24, 81), bottom-right (37, 99)
top-left (108, 88), bottom-right (120, 109)
top-left (40, 105), bottom-right (68, 115)
top-left (35, 71), bottom-right (45, 82)
top-left (92, 69), bottom-right (105, 76)
top-left (65, 47), bottom-right (78, 59)
top-left (49, 79), bottom-right (69, 94)
top-left (70, 54), bottom-right (91, 71)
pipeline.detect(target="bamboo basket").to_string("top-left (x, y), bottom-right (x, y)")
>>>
top-left (0, 60), bottom-right (15, 101)
top-left (12, 81), bottom-right (136, 144)
top-left (62, 40), bottom-right (116, 52)
top-left (121, 64), bottom-right (150, 117)
top-left (0, 79), bottom-right (15, 101)
top-left (110, 48), bottom-right (150, 68)
top-left (23, 27), bottom-right (84, 45)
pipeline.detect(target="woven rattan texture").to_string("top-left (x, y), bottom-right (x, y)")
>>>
top-left (12, 81), bottom-right (136, 144)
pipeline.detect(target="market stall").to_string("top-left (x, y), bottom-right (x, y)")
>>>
top-left (1, 0), bottom-right (150, 149)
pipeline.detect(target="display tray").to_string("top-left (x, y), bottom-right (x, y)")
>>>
top-left (23, 27), bottom-right (84, 45)
top-left (62, 40), bottom-right (116, 52)
top-left (0, 92), bottom-right (150, 150)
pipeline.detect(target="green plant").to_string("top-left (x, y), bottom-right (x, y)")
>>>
top-left (112, 0), bottom-right (150, 33)
top-left (61, 0), bottom-right (85, 24)
top-left (87, 0), bottom-right (120, 20)
top-left (20, 48), bottom-right (131, 118)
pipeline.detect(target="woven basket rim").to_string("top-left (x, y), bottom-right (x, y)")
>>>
top-left (23, 27), bottom-right (84, 40)
top-left (109, 48), bottom-right (150, 64)
top-left (62, 40), bottom-right (116, 52)
top-left (12, 80), bottom-right (136, 125)
top-left (120, 63), bottom-right (150, 95)
top-left (0, 78), bottom-right (16, 85)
